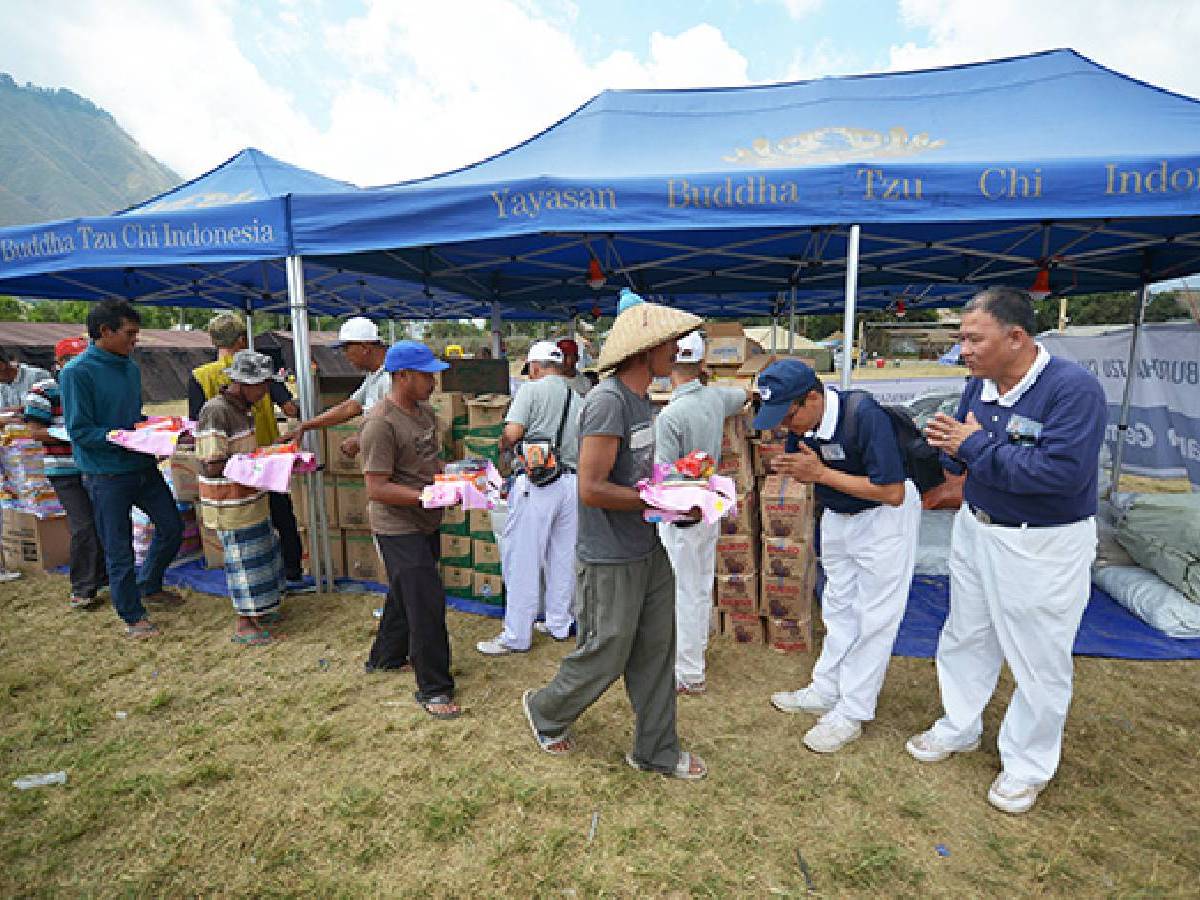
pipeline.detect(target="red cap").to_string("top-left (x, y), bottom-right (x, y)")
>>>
top-left (557, 338), bottom-right (579, 356)
top-left (55, 336), bottom-right (89, 360)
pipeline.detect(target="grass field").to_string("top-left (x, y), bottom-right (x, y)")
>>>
top-left (2, 568), bottom-right (1198, 897)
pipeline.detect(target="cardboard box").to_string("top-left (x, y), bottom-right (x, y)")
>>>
top-left (759, 476), bottom-right (814, 538)
top-left (723, 611), bottom-right (766, 645)
top-left (292, 476), bottom-right (338, 528)
top-left (469, 508), bottom-right (494, 539)
top-left (472, 570), bottom-right (505, 604)
top-left (720, 412), bottom-right (750, 454)
top-left (466, 395), bottom-right (510, 435)
top-left (715, 573), bottom-right (758, 613)
top-left (715, 534), bottom-right (758, 576)
top-left (762, 537), bottom-right (814, 579)
top-left (168, 449), bottom-right (200, 501)
top-left (440, 564), bottom-right (474, 593)
top-left (719, 491), bottom-right (759, 536)
top-left (343, 529), bottom-right (385, 582)
top-left (705, 323), bottom-right (752, 366)
top-left (440, 503), bottom-right (468, 535)
top-left (440, 532), bottom-right (473, 567)
top-left (717, 450), bottom-right (755, 491)
top-left (300, 527), bottom-right (347, 579)
top-left (767, 616), bottom-right (814, 653)
top-left (430, 392), bottom-right (469, 453)
top-left (752, 440), bottom-right (787, 476)
top-left (335, 477), bottom-right (369, 528)
top-left (473, 538), bottom-right (501, 567)
top-left (436, 359), bottom-right (511, 396)
top-left (0, 511), bottom-right (69, 572)
top-left (737, 353), bottom-right (778, 384)
top-left (706, 364), bottom-right (745, 386)
top-left (327, 418), bottom-right (364, 475)
top-left (761, 565), bottom-right (817, 620)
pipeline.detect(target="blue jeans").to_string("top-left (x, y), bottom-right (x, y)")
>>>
top-left (84, 468), bottom-right (184, 624)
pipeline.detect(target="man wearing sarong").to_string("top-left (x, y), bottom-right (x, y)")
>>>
top-left (196, 350), bottom-right (286, 645)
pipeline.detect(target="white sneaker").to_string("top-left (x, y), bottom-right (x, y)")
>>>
top-left (533, 621), bottom-right (570, 641)
top-left (0, 571), bottom-right (21, 583)
top-left (905, 729), bottom-right (981, 763)
top-left (803, 716), bottom-right (862, 753)
top-left (475, 637), bottom-right (527, 656)
top-left (770, 684), bottom-right (833, 714)
top-left (987, 772), bottom-right (1043, 814)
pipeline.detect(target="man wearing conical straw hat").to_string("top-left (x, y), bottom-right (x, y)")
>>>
top-left (521, 294), bottom-right (709, 780)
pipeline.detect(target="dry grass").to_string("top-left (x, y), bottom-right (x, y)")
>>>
top-left (2, 570), bottom-right (1198, 897)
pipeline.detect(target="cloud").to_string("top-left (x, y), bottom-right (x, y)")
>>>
top-left (890, 0), bottom-right (1200, 99)
top-left (778, 0), bottom-right (823, 20)
top-left (0, 0), bottom-right (751, 186)
top-left (784, 38), bottom-right (862, 82)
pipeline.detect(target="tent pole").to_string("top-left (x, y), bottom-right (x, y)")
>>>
top-left (388, 320), bottom-right (396, 343)
top-left (788, 285), bottom-right (797, 354)
top-left (244, 299), bottom-right (254, 352)
top-left (770, 293), bottom-right (778, 354)
top-left (490, 301), bottom-right (503, 357)
top-left (1109, 283), bottom-right (1149, 496)
top-left (285, 255), bottom-right (331, 593)
top-left (840, 225), bottom-right (861, 390)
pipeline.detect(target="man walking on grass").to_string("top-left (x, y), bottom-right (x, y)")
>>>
top-left (196, 351), bottom-right (287, 646)
top-left (522, 301), bottom-right (709, 780)
top-left (61, 300), bottom-right (184, 639)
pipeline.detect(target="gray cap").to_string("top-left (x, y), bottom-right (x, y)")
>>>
top-left (224, 350), bottom-right (282, 385)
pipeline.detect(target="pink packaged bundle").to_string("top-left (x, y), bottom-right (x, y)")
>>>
top-left (638, 472), bottom-right (739, 525)
top-left (420, 460), bottom-right (502, 510)
top-left (223, 448), bottom-right (318, 493)
top-left (108, 417), bottom-right (197, 458)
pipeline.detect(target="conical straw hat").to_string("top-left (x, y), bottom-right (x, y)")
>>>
top-left (596, 301), bottom-right (704, 372)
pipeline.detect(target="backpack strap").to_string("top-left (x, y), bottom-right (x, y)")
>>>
top-left (555, 385), bottom-right (572, 448)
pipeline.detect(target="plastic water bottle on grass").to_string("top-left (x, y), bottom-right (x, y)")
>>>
top-left (12, 771), bottom-right (67, 790)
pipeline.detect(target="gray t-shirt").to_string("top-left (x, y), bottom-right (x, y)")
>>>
top-left (654, 381), bottom-right (748, 465)
top-left (350, 366), bottom-right (389, 411)
top-left (576, 376), bottom-right (658, 564)
top-left (505, 374), bottom-right (582, 468)
top-left (0, 363), bottom-right (51, 409)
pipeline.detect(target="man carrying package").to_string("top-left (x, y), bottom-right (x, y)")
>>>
top-left (521, 301), bottom-right (708, 780)
top-left (906, 287), bottom-right (1105, 815)
top-left (196, 351), bottom-right (287, 645)
top-left (284, 316), bottom-right (389, 459)
top-left (654, 331), bottom-right (748, 695)
top-left (759, 359), bottom-right (920, 753)
top-left (360, 341), bottom-right (460, 719)
top-left (556, 338), bottom-right (592, 396)
top-left (477, 341), bottom-right (582, 655)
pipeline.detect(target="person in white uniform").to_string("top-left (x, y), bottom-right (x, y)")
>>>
top-left (477, 341), bottom-right (583, 655)
top-left (906, 287), bottom-right (1106, 815)
top-left (758, 360), bottom-right (921, 754)
top-left (654, 332), bottom-right (747, 694)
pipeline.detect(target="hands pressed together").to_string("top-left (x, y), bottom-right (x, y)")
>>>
top-left (924, 411), bottom-right (982, 457)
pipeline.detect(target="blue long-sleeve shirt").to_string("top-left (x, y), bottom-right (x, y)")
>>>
top-left (60, 345), bottom-right (153, 475)
top-left (947, 355), bottom-right (1105, 526)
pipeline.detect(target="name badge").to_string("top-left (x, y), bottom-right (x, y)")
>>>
top-left (820, 443), bottom-right (846, 462)
top-left (630, 424), bottom-right (654, 451)
top-left (1006, 414), bottom-right (1044, 446)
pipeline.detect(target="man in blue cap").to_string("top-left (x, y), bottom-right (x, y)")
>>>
top-left (756, 359), bottom-right (920, 753)
top-left (359, 341), bottom-right (460, 719)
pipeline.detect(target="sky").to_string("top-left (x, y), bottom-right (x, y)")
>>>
top-left (4, 0), bottom-right (1200, 186)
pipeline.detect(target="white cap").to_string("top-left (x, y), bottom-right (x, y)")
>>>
top-left (675, 331), bottom-right (705, 363)
top-left (526, 341), bottom-right (564, 365)
top-left (334, 316), bottom-right (381, 346)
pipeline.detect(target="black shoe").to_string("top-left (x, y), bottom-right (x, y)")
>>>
top-left (364, 661), bottom-right (412, 674)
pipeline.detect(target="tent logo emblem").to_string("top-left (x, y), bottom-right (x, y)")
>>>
top-left (724, 126), bottom-right (946, 167)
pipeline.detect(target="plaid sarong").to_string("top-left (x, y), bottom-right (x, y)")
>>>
top-left (218, 520), bottom-right (284, 616)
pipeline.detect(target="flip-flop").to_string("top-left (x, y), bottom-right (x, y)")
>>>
top-left (231, 629), bottom-right (271, 646)
top-left (625, 750), bottom-right (708, 781)
top-left (417, 694), bottom-right (461, 720)
top-left (522, 689), bottom-right (575, 755)
top-left (124, 621), bottom-right (160, 639)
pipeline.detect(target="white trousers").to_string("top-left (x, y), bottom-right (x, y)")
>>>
top-left (811, 481), bottom-right (920, 724)
top-left (498, 473), bottom-right (577, 649)
top-left (930, 507), bottom-right (1096, 786)
top-left (658, 519), bottom-right (720, 684)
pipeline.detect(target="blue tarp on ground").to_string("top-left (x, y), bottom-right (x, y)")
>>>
top-left (154, 560), bottom-right (1198, 660)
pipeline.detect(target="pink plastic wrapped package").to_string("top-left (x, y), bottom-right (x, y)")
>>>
top-left (638, 473), bottom-right (739, 525)
top-left (223, 450), bottom-right (318, 493)
top-left (107, 417), bottom-right (197, 458)
top-left (420, 461), bottom-right (503, 510)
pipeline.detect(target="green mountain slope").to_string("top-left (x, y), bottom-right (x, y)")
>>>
top-left (0, 73), bottom-right (180, 226)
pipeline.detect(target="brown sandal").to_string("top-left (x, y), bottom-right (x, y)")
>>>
top-left (125, 620), bottom-right (160, 639)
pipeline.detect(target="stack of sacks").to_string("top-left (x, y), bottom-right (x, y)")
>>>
top-left (0, 439), bottom-right (63, 518)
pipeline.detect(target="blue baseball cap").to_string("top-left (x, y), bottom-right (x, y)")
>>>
top-left (383, 341), bottom-right (450, 373)
top-left (752, 359), bottom-right (821, 431)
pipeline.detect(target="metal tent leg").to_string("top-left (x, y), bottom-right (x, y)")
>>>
top-left (840, 225), bottom-right (861, 390)
top-left (1110, 283), bottom-right (1149, 496)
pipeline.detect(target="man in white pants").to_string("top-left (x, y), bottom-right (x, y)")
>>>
top-left (759, 360), bottom-right (921, 754)
top-left (907, 287), bottom-right (1106, 815)
top-left (477, 341), bottom-right (582, 655)
top-left (654, 332), bottom-right (748, 694)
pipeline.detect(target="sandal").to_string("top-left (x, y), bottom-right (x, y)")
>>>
top-left (417, 694), bottom-right (461, 720)
top-left (143, 590), bottom-right (184, 609)
top-left (69, 595), bottom-right (103, 610)
top-left (124, 620), bottom-right (160, 639)
top-left (522, 689), bottom-right (575, 755)
top-left (231, 629), bottom-right (271, 646)
top-left (676, 679), bottom-right (707, 696)
top-left (625, 750), bottom-right (708, 781)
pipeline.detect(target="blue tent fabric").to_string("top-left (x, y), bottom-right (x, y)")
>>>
top-left (938, 343), bottom-right (961, 365)
top-left (893, 574), bottom-right (1200, 661)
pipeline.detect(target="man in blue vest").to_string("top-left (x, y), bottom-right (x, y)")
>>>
top-left (907, 287), bottom-right (1105, 815)
top-left (756, 359), bottom-right (920, 754)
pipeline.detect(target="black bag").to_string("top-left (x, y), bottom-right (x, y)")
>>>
top-left (840, 390), bottom-right (946, 496)
top-left (516, 386), bottom-right (574, 487)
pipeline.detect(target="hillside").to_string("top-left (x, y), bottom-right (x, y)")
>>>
top-left (0, 73), bottom-right (180, 226)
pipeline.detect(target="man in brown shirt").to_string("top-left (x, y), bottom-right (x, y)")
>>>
top-left (359, 341), bottom-right (458, 719)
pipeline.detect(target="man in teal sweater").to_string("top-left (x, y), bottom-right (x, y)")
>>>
top-left (61, 300), bottom-right (184, 638)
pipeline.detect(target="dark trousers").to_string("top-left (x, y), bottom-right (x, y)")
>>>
top-left (268, 492), bottom-right (303, 580)
top-left (49, 474), bottom-right (107, 599)
top-left (84, 468), bottom-right (184, 625)
top-left (369, 532), bottom-right (453, 701)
